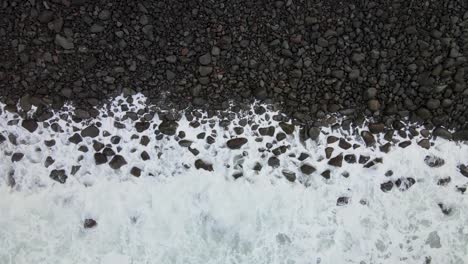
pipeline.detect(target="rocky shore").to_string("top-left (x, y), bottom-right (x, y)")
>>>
top-left (0, 0), bottom-right (467, 132)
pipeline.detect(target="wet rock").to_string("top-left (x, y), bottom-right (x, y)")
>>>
top-left (300, 164), bottom-right (316, 175)
top-left (279, 122), bottom-right (295, 134)
top-left (282, 170), bottom-right (296, 182)
top-left (325, 147), bottom-right (334, 159)
top-left (253, 162), bottom-right (263, 171)
top-left (93, 141), bottom-right (104, 151)
top-left (418, 139), bottom-right (430, 149)
top-left (453, 130), bottom-right (468, 141)
top-left (49, 169), bottom-right (67, 184)
top-left (158, 121), bottom-right (178, 135)
top-left (44, 139), bottom-right (56, 147)
top-left (140, 136), bottom-right (150, 146)
top-left (336, 197), bottom-right (349, 206)
top-left (226, 138), bottom-right (248, 149)
top-left (130, 167), bottom-right (142, 177)
top-left (398, 141), bottom-right (411, 148)
top-left (437, 177), bottom-right (451, 186)
top-left (424, 155), bottom-right (445, 168)
top-left (259, 126), bottom-right (275, 136)
top-left (308, 127), bottom-right (321, 140)
top-left (298, 153), bottom-right (309, 161)
top-left (195, 159), bottom-right (213, 171)
top-left (380, 143), bottom-right (391, 153)
top-left (94, 153), bottom-right (108, 165)
top-left (321, 170), bottom-right (331, 179)
top-left (361, 131), bottom-right (375, 146)
top-left (344, 154), bottom-right (356, 164)
top-left (135, 122), bottom-right (150, 133)
top-left (432, 127), bottom-right (452, 140)
top-left (458, 164), bottom-right (468, 178)
top-left (327, 136), bottom-right (339, 144)
top-left (44, 156), bottom-right (55, 168)
top-left (438, 203), bottom-right (452, 216)
top-left (368, 123), bottom-right (385, 134)
top-left (268, 156), bottom-right (280, 168)
top-left (140, 151), bottom-right (150, 161)
top-left (338, 138), bottom-right (351, 150)
top-left (81, 125), bottom-right (99, 138)
top-left (380, 181), bottom-right (394, 192)
top-left (22, 119), bottom-right (38, 133)
top-left (55, 34), bottom-right (74, 49)
top-left (11, 152), bottom-right (24, 162)
top-left (395, 177), bottom-right (416, 191)
top-left (328, 153), bottom-right (343, 167)
top-left (68, 133), bottom-right (83, 144)
top-left (84, 219), bottom-right (97, 229)
top-left (109, 155), bottom-right (127, 169)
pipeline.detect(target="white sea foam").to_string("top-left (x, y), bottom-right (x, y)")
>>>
top-left (0, 95), bottom-right (467, 264)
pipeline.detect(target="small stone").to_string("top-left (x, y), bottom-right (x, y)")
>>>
top-left (11, 152), bottom-right (24, 162)
top-left (395, 177), bottom-right (416, 191)
top-left (141, 151), bottom-right (150, 161)
top-left (198, 66), bottom-right (213, 76)
top-left (368, 123), bottom-right (385, 134)
top-left (300, 164), bottom-right (316, 175)
top-left (328, 153), bottom-right (343, 167)
top-left (361, 131), bottom-right (375, 146)
top-left (338, 138), bottom-right (351, 150)
top-left (336, 197), bottom-right (349, 206)
top-left (135, 122), bottom-right (150, 132)
top-left (368, 99), bottom-right (380, 111)
top-left (279, 122), bottom-right (295, 134)
top-left (321, 170), bottom-right (331, 179)
top-left (109, 155), bottom-right (127, 169)
top-left (433, 127), bottom-right (452, 140)
top-left (325, 147), bottom-right (334, 159)
top-left (344, 154), bottom-right (356, 164)
top-left (69, 133), bottom-right (83, 144)
top-left (282, 170), bottom-right (296, 182)
top-left (81, 125), bottom-right (99, 138)
top-left (380, 181), bottom-right (394, 192)
top-left (49, 169), bottom-right (67, 184)
top-left (94, 153), bottom-right (107, 165)
top-left (195, 159), bottom-right (213, 171)
top-left (130, 167), bottom-right (142, 177)
top-left (84, 219), bottom-right (97, 229)
top-left (159, 121), bottom-right (178, 135)
top-left (38, 10), bottom-right (54, 23)
top-left (268, 156), bottom-right (280, 168)
top-left (21, 119), bottom-right (38, 133)
top-left (98, 10), bottom-right (112, 20)
top-left (55, 34), bottom-right (74, 49)
top-left (308, 127), bottom-right (321, 140)
top-left (226, 138), bottom-right (248, 149)
top-left (418, 139), bottom-right (430, 149)
top-left (424, 155), bottom-right (445, 168)
top-left (199, 53), bottom-right (211, 65)
top-left (458, 164), bottom-right (468, 177)
top-left (398, 141), bottom-right (411, 148)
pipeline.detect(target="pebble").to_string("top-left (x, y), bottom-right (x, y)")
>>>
top-left (49, 169), bottom-right (67, 184)
top-left (81, 125), bottom-right (100, 138)
top-left (84, 219), bottom-right (97, 229)
top-left (424, 155), bottom-right (445, 168)
top-left (22, 119), bottom-right (38, 133)
top-left (195, 159), bottom-right (213, 171)
top-left (94, 153), bottom-right (108, 165)
top-left (130, 167), bottom-right (142, 177)
top-left (300, 164), bottom-right (316, 175)
top-left (328, 153), bottom-right (343, 167)
top-left (109, 155), bottom-right (127, 169)
top-left (226, 138), bottom-right (248, 149)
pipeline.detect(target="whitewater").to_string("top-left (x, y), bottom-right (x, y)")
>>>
top-left (0, 95), bottom-right (467, 264)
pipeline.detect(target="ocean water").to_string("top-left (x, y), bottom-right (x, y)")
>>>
top-left (1, 95), bottom-right (467, 264)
